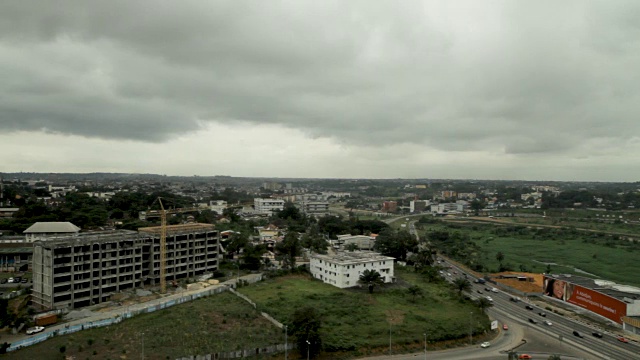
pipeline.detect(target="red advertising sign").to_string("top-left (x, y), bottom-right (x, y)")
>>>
top-left (543, 276), bottom-right (626, 324)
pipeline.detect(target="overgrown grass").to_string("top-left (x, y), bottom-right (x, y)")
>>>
top-left (4, 292), bottom-right (281, 360)
top-left (241, 267), bottom-right (489, 356)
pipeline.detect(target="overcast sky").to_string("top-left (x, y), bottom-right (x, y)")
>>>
top-left (1, 1), bottom-right (639, 181)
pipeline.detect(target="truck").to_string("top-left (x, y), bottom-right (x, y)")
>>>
top-left (34, 313), bottom-right (58, 326)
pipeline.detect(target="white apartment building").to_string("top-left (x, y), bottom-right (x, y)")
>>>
top-left (310, 251), bottom-right (395, 288)
top-left (254, 198), bottom-right (285, 215)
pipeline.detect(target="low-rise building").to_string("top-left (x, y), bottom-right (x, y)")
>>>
top-left (310, 251), bottom-right (395, 288)
top-left (24, 222), bottom-right (81, 243)
top-left (254, 198), bottom-right (285, 216)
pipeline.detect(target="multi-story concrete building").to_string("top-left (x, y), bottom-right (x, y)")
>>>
top-left (254, 198), bottom-right (285, 215)
top-left (409, 200), bottom-right (430, 213)
top-left (310, 251), bottom-right (395, 288)
top-left (32, 224), bottom-right (219, 310)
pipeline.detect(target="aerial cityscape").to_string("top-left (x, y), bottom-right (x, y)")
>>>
top-left (1, 1), bottom-right (640, 360)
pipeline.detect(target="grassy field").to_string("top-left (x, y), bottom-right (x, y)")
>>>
top-left (420, 220), bottom-right (640, 286)
top-left (240, 268), bottom-right (490, 357)
top-left (4, 292), bottom-right (281, 360)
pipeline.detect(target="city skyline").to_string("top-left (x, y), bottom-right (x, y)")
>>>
top-left (1, 1), bottom-right (640, 181)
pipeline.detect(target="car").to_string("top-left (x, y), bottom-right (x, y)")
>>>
top-left (617, 336), bottom-right (629, 343)
top-left (14, 277), bottom-right (21, 282)
top-left (503, 324), bottom-right (509, 330)
top-left (518, 355), bottom-right (532, 360)
top-left (26, 326), bottom-right (45, 335)
top-left (528, 318), bottom-right (537, 324)
top-left (477, 289), bottom-right (483, 294)
top-left (573, 331), bottom-right (584, 338)
top-left (491, 288), bottom-right (499, 293)
top-left (544, 320), bottom-right (553, 326)
top-left (592, 332), bottom-right (603, 338)
top-left (486, 296), bottom-right (493, 302)
top-left (21, 278), bottom-right (28, 283)
top-left (510, 297), bottom-right (520, 302)
top-left (525, 305), bottom-right (534, 310)
top-left (7, 278), bottom-right (13, 283)
top-left (480, 342), bottom-right (491, 348)
top-left (485, 287), bottom-right (492, 291)
top-left (538, 312), bottom-right (547, 317)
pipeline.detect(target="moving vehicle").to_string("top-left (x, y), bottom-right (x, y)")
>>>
top-left (26, 326), bottom-right (45, 335)
top-left (617, 336), bottom-right (629, 343)
top-left (525, 305), bottom-right (534, 310)
top-left (486, 296), bottom-right (493, 302)
top-left (544, 320), bottom-right (553, 326)
top-left (528, 318), bottom-right (537, 324)
top-left (573, 331), bottom-right (584, 338)
top-left (538, 312), bottom-right (546, 317)
top-left (518, 355), bottom-right (532, 360)
top-left (480, 342), bottom-right (491, 348)
top-left (477, 290), bottom-right (483, 294)
top-left (510, 297), bottom-right (520, 302)
top-left (503, 324), bottom-right (509, 330)
top-left (491, 288), bottom-right (499, 293)
top-left (592, 332), bottom-right (603, 338)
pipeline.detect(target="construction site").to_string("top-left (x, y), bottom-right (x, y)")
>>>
top-left (32, 223), bottom-right (220, 310)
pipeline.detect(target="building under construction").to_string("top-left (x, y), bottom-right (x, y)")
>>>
top-left (32, 224), bottom-right (219, 310)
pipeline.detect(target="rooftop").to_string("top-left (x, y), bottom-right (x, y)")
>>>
top-left (311, 251), bottom-right (394, 265)
top-left (24, 222), bottom-right (81, 234)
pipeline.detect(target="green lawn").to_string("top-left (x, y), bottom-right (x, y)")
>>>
top-left (240, 268), bottom-right (489, 357)
top-left (4, 292), bottom-right (281, 360)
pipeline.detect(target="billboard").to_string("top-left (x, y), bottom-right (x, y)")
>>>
top-left (543, 276), bottom-right (626, 324)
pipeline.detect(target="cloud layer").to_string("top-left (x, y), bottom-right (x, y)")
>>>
top-left (1, 1), bottom-right (640, 180)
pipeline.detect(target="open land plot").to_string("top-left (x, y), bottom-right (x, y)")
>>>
top-left (420, 221), bottom-right (640, 287)
top-left (240, 268), bottom-right (490, 357)
top-left (4, 292), bottom-right (281, 360)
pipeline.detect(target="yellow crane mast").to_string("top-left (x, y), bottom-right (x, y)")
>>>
top-left (149, 198), bottom-right (200, 293)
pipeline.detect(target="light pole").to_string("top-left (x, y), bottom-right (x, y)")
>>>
top-left (235, 262), bottom-right (240, 287)
top-left (389, 322), bottom-right (392, 356)
top-left (284, 325), bottom-right (288, 360)
top-left (424, 333), bottom-right (427, 360)
top-left (140, 332), bottom-right (145, 360)
top-left (469, 312), bottom-right (473, 345)
top-left (306, 339), bottom-right (310, 360)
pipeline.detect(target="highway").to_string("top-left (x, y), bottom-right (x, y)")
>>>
top-left (443, 260), bottom-right (640, 360)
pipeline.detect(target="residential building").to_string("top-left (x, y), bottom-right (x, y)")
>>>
top-left (332, 235), bottom-right (375, 250)
top-left (310, 251), bottom-right (395, 288)
top-left (32, 224), bottom-right (219, 310)
top-left (296, 200), bottom-right (329, 216)
top-left (209, 200), bottom-right (228, 214)
top-left (24, 222), bottom-right (81, 243)
top-left (409, 200), bottom-right (430, 213)
top-left (382, 201), bottom-right (398, 213)
top-left (254, 198), bottom-right (285, 215)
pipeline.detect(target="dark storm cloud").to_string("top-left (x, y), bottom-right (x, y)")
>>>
top-left (1, 1), bottom-right (639, 155)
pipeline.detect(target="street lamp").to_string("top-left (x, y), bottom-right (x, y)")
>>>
top-left (306, 339), bottom-right (310, 360)
top-left (424, 333), bottom-right (427, 360)
top-left (469, 312), bottom-right (473, 345)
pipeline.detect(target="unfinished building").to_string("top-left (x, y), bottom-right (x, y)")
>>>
top-left (32, 224), bottom-right (219, 310)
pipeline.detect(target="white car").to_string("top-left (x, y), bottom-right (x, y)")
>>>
top-left (26, 326), bottom-right (45, 335)
top-left (7, 278), bottom-right (13, 283)
top-left (491, 288), bottom-right (499, 293)
top-left (486, 296), bottom-right (493, 302)
top-left (481, 342), bottom-right (491, 348)
top-left (544, 320), bottom-right (553, 326)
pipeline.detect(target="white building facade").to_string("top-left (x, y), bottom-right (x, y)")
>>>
top-left (310, 251), bottom-right (395, 288)
top-left (254, 198), bottom-right (285, 215)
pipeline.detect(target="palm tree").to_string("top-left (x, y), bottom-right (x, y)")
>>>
top-left (407, 285), bottom-right (423, 302)
top-left (452, 278), bottom-right (471, 296)
top-left (359, 269), bottom-right (384, 294)
top-left (475, 297), bottom-right (493, 312)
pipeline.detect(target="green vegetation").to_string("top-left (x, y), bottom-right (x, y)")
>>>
top-left (4, 292), bottom-right (281, 360)
top-left (241, 268), bottom-right (490, 356)
top-left (418, 219), bottom-right (640, 286)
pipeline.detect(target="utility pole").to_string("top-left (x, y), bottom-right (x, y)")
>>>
top-left (424, 333), bottom-right (427, 360)
top-left (284, 325), bottom-right (288, 360)
top-left (141, 332), bottom-right (145, 360)
top-left (469, 312), bottom-right (473, 345)
top-left (389, 322), bottom-right (392, 356)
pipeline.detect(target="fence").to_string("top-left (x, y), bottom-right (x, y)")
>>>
top-left (7, 285), bottom-right (231, 352)
top-left (176, 343), bottom-right (296, 360)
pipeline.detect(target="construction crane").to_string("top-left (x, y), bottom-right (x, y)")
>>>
top-left (149, 197), bottom-right (200, 293)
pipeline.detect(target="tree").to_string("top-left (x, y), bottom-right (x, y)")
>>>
top-left (358, 269), bottom-right (384, 294)
top-left (275, 232), bottom-right (302, 271)
top-left (241, 243), bottom-right (266, 271)
top-left (407, 285), bottom-right (423, 302)
top-left (344, 243), bottom-right (359, 252)
top-left (374, 229), bottom-right (418, 261)
top-left (226, 232), bottom-right (249, 257)
top-left (469, 199), bottom-right (484, 216)
top-left (452, 278), bottom-right (471, 296)
top-left (475, 297), bottom-right (493, 312)
top-left (496, 252), bottom-right (505, 264)
top-left (290, 307), bottom-right (322, 359)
